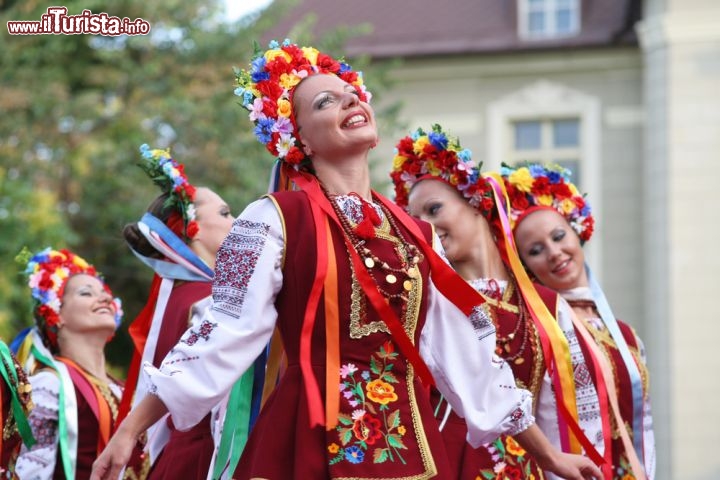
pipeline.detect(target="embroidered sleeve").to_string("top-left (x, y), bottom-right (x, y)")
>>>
top-left (15, 370), bottom-right (60, 479)
top-left (419, 237), bottom-right (534, 448)
top-left (143, 197), bottom-right (284, 430)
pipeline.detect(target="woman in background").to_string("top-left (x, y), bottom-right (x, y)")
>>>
top-left (118, 144), bottom-right (240, 479)
top-left (502, 163), bottom-right (655, 479)
top-left (390, 125), bottom-right (606, 479)
top-left (14, 247), bottom-right (147, 479)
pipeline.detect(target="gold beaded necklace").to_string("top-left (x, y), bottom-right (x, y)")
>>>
top-left (324, 190), bottom-right (424, 299)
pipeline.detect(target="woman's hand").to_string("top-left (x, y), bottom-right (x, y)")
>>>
top-left (543, 452), bottom-right (603, 480)
top-left (513, 424), bottom-right (602, 479)
top-left (90, 424), bottom-right (137, 480)
top-left (91, 394), bottom-right (169, 480)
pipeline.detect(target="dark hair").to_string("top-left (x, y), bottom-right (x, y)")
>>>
top-left (122, 193), bottom-right (176, 259)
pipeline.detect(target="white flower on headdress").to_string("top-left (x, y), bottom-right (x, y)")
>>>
top-left (186, 203), bottom-right (197, 222)
top-left (46, 295), bottom-right (61, 314)
top-left (275, 133), bottom-right (294, 158)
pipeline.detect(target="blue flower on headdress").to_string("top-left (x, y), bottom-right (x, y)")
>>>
top-left (546, 171), bottom-right (562, 184)
top-left (254, 117), bottom-right (275, 144)
top-left (242, 91), bottom-right (254, 107)
top-left (251, 70), bottom-right (270, 83)
top-left (339, 63), bottom-right (351, 73)
top-left (529, 164), bottom-right (545, 178)
top-left (268, 40), bottom-right (279, 49)
top-left (282, 38), bottom-right (292, 46)
top-left (233, 87), bottom-right (245, 97)
top-left (139, 143), bottom-right (153, 160)
top-left (457, 148), bottom-right (472, 163)
top-left (428, 131), bottom-right (448, 150)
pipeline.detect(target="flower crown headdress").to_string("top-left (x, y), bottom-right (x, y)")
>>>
top-left (390, 124), bottom-right (495, 219)
top-left (20, 247), bottom-right (123, 351)
top-left (234, 39), bottom-right (372, 167)
top-left (138, 144), bottom-right (199, 240)
top-left (501, 163), bottom-right (594, 243)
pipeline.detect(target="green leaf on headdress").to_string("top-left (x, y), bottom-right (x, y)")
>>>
top-left (14, 247), bottom-right (32, 267)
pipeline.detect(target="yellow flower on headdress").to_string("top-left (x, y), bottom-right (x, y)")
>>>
top-left (264, 48), bottom-right (291, 63)
top-left (413, 136), bottom-right (430, 155)
top-left (561, 198), bottom-right (576, 214)
top-left (301, 46), bottom-right (319, 65)
top-left (537, 194), bottom-right (553, 206)
top-left (509, 168), bottom-right (534, 192)
top-left (277, 98), bottom-right (292, 118)
top-left (569, 183), bottom-right (580, 196)
top-left (393, 154), bottom-right (406, 170)
top-left (426, 162), bottom-right (442, 176)
top-left (279, 72), bottom-right (302, 90)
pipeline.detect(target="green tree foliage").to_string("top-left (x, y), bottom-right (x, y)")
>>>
top-left (0, 0), bottom-right (401, 370)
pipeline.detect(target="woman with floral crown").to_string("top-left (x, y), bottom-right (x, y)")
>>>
top-left (14, 248), bottom-right (147, 479)
top-left (117, 145), bottom-right (243, 480)
top-left (0, 340), bottom-right (34, 474)
top-left (390, 125), bottom-right (608, 480)
top-left (501, 163), bottom-right (655, 479)
top-left (91, 40), bottom-right (601, 480)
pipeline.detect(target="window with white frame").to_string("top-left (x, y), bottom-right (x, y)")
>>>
top-left (518, 0), bottom-right (580, 39)
top-left (509, 118), bottom-right (581, 185)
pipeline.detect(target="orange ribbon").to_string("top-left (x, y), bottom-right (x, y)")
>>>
top-left (56, 357), bottom-right (113, 455)
top-left (324, 218), bottom-right (340, 430)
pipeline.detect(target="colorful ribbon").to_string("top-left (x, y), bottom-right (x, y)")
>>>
top-left (29, 342), bottom-right (74, 479)
top-left (0, 342), bottom-right (35, 450)
top-left (57, 357), bottom-right (113, 456)
top-left (572, 312), bottom-right (646, 479)
top-left (586, 265), bottom-right (646, 468)
top-left (484, 174), bottom-right (604, 463)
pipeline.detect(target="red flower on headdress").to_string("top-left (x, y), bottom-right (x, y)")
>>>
top-left (186, 221), bottom-right (199, 239)
top-left (284, 147), bottom-right (306, 165)
top-left (316, 53), bottom-right (341, 73)
top-left (530, 176), bottom-right (551, 196)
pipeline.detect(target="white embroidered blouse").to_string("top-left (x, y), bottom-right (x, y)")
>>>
top-left (143, 196), bottom-right (535, 448)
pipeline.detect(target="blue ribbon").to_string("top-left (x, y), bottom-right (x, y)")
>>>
top-left (136, 213), bottom-right (215, 280)
top-left (586, 264), bottom-right (645, 468)
top-left (9, 327), bottom-right (32, 354)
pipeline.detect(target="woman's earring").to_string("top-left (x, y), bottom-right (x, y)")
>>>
top-left (303, 145), bottom-right (313, 156)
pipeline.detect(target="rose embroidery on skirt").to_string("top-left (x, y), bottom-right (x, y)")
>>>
top-left (328, 341), bottom-right (409, 465)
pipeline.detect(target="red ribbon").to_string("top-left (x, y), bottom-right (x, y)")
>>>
top-left (285, 168), bottom-right (437, 429)
top-left (115, 275), bottom-right (162, 428)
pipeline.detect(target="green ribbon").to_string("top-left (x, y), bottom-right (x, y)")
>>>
top-left (30, 344), bottom-right (73, 480)
top-left (0, 342), bottom-right (35, 447)
top-left (211, 369), bottom-right (254, 480)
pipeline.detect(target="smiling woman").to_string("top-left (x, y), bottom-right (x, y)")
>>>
top-left (13, 248), bottom-right (148, 480)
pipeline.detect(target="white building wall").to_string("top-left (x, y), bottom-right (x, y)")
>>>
top-left (638, 1), bottom-right (720, 478)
